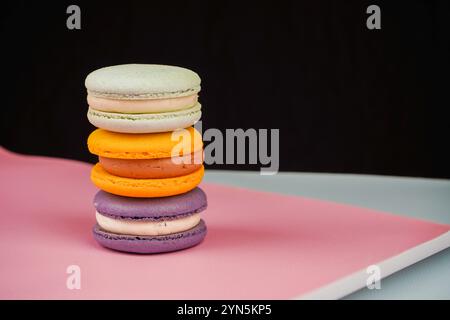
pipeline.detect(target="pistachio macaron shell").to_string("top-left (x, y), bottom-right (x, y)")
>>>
top-left (85, 64), bottom-right (201, 100)
top-left (87, 126), bottom-right (203, 159)
top-left (87, 102), bottom-right (202, 134)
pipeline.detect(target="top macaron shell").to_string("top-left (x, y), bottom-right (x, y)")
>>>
top-left (94, 187), bottom-right (207, 220)
top-left (85, 64), bottom-right (201, 99)
top-left (87, 127), bottom-right (203, 159)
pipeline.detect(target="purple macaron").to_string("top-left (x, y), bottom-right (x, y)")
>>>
top-left (93, 187), bottom-right (207, 254)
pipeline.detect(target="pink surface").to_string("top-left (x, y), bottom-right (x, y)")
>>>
top-left (0, 147), bottom-right (449, 299)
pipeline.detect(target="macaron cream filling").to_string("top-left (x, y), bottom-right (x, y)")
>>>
top-left (99, 150), bottom-right (203, 179)
top-left (95, 211), bottom-right (201, 236)
top-left (87, 94), bottom-right (198, 114)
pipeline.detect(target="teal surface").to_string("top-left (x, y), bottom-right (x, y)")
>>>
top-left (203, 170), bottom-right (450, 299)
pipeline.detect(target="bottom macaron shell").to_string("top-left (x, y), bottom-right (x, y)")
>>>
top-left (91, 163), bottom-right (204, 197)
top-left (87, 103), bottom-right (201, 134)
top-left (93, 219), bottom-right (207, 254)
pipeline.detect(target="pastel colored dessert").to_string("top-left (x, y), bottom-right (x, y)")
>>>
top-left (84, 63), bottom-right (208, 254)
top-left (88, 126), bottom-right (204, 196)
top-left (93, 188), bottom-right (207, 253)
top-left (85, 64), bottom-right (202, 133)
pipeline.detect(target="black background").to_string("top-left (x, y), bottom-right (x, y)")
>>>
top-left (1, 0), bottom-right (449, 178)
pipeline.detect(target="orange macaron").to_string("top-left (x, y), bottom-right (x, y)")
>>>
top-left (88, 127), bottom-right (204, 197)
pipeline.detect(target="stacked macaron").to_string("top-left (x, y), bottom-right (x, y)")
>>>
top-left (85, 64), bottom-right (207, 254)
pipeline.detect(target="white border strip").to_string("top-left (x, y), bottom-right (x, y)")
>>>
top-left (295, 231), bottom-right (450, 300)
